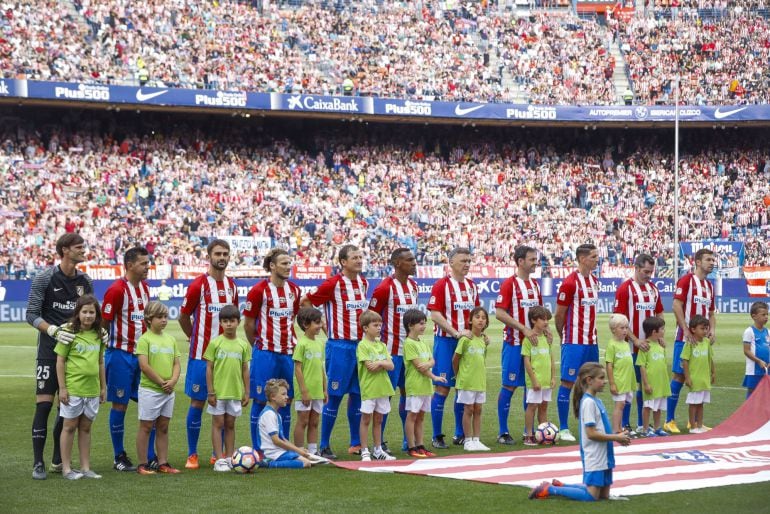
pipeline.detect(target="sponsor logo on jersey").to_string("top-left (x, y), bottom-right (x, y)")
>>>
top-left (635, 302), bottom-right (658, 310)
top-left (580, 298), bottom-right (598, 306)
top-left (345, 300), bottom-right (369, 310)
top-left (150, 346), bottom-right (175, 354)
top-left (520, 299), bottom-right (540, 308)
top-left (693, 296), bottom-right (711, 306)
top-left (395, 305), bottom-right (412, 314)
top-left (53, 301), bottom-right (77, 311)
top-left (216, 349), bottom-right (244, 360)
top-left (130, 312), bottom-right (145, 322)
top-left (269, 308), bottom-right (293, 318)
top-left (453, 301), bottom-right (476, 311)
top-left (207, 304), bottom-right (224, 313)
top-left (75, 342), bottom-right (100, 353)
top-left (304, 351), bottom-right (322, 360)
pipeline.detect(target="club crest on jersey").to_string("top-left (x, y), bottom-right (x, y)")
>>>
top-left (116, 389), bottom-right (125, 398)
top-left (38, 380), bottom-right (45, 390)
top-left (331, 381), bottom-right (339, 391)
top-left (192, 384), bottom-right (200, 393)
top-left (287, 292), bottom-right (295, 302)
top-left (76, 286), bottom-right (85, 296)
top-left (568, 368), bottom-right (575, 376)
top-left (219, 290), bottom-right (226, 297)
top-left (440, 373), bottom-right (446, 379)
top-left (256, 386), bottom-right (262, 394)
top-left (509, 373), bottom-right (515, 381)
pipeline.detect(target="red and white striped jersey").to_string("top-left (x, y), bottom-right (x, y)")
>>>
top-left (243, 279), bottom-right (301, 354)
top-left (673, 272), bottom-right (715, 341)
top-left (368, 275), bottom-right (419, 356)
top-left (306, 274), bottom-right (369, 341)
top-left (181, 274), bottom-right (239, 360)
top-left (427, 276), bottom-right (480, 337)
top-left (557, 271), bottom-right (599, 345)
top-left (102, 277), bottom-right (150, 354)
top-left (495, 276), bottom-right (542, 346)
top-left (614, 278), bottom-right (664, 352)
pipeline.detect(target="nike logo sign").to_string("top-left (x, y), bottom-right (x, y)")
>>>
top-left (714, 106), bottom-right (747, 119)
top-left (53, 288), bottom-right (63, 292)
top-left (454, 104), bottom-right (485, 116)
top-left (135, 89), bottom-right (168, 102)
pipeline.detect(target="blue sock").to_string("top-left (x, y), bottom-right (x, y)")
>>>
top-left (522, 388), bottom-right (528, 413)
top-left (636, 390), bottom-right (644, 427)
top-left (549, 484), bottom-right (595, 502)
top-left (109, 409), bottom-right (126, 457)
top-left (347, 394), bottom-right (361, 447)
top-left (622, 401), bottom-right (631, 427)
top-left (381, 412), bottom-right (389, 442)
top-left (453, 393), bottom-right (464, 438)
top-left (186, 406), bottom-right (202, 456)
top-left (147, 426), bottom-right (157, 462)
top-left (398, 395), bottom-right (407, 444)
top-left (250, 402), bottom-right (264, 449)
top-left (667, 380), bottom-right (683, 422)
top-left (557, 386), bottom-right (571, 430)
top-left (320, 395), bottom-right (342, 449)
top-left (747, 389), bottom-right (753, 399)
top-left (431, 393), bottom-right (447, 438)
top-left (268, 459), bottom-right (305, 469)
top-left (279, 405), bottom-right (292, 442)
top-left (497, 387), bottom-right (513, 436)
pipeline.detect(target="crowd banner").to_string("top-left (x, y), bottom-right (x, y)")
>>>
top-left (744, 267), bottom-right (770, 297)
top-left (5, 79), bottom-right (770, 123)
top-left (679, 240), bottom-right (745, 266)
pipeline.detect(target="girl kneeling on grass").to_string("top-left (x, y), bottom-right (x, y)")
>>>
top-left (529, 362), bottom-right (631, 501)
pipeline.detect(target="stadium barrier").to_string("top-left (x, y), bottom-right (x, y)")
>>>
top-left (2, 79), bottom-right (770, 124)
top-left (0, 278), bottom-right (766, 323)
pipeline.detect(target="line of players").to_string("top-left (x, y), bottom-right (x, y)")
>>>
top-left (28, 234), bottom-right (718, 476)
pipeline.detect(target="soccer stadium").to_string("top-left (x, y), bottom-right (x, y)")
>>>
top-left (1, 0), bottom-right (770, 511)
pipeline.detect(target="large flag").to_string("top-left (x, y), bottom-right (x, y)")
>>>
top-left (335, 377), bottom-right (770, 496)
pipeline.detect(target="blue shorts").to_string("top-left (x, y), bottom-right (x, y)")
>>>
top-left (632, 352), bottom-right (642, 383)
top-left (560, 344), bottom-right (600, 383)
top-left (251, 349), bottom-right (295, 402)
top-left (325, 339), bottom-right (359, 397)
top-left (743, 375), bottom-right (763, 389)
top-left (185, 358), bottom-right (208, 401)
top-left (433, 335), bottom-right (459, 387)
top-left (584, 469), bottom-right (613, 488)
top-left (388, 355), bottom-right (405, 391)
top-left (501, 343), bottom-right (525, 388)
top-left (672, 341), bottom-right (685, 375)
top-left (105, 348), bottom-right (139, 404)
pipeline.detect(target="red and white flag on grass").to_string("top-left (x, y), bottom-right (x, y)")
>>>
top-left (335, 377), bottom-right (770, 496)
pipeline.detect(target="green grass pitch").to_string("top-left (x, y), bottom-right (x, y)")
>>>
top-left (0, 314), bottom-right (766, 513)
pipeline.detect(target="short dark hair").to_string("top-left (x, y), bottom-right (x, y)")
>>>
top-left (468, 306), bottom-right (489, 329)
top-left (219, 304), bottom-right (241, 321)
top-left (528, 305), bottom-right (552, 324)
top-left (263, 248), bottom-right (290, 272)
top-left (207, 239), bottom-right (230, 255)
top-left (338, 244), bottom-right (359, 263)
top-left (124, 246), bottom-right (149, 265)
top-left (634, 253), bottom-right (655, 268)
top-left (575, 244), bottom-right (597, 259)
top-left (642, 316), bottom-right (665, 338)
top-left (514, 245), bottom-right (537, 267)
top-left (750, 301), bottom-right (769, 317)
top-left (56, 233), bottom-right (85, 258)
top-left (689, 314), bottom-right (709, 330)
top-left (693, 248), bottom-right (715, 262)
top-left (390, 247), bottom-right (412, 266)
top-left (297, 307), bottom-right (322, 331)
top-left (402, 309), bottom-right (427, 332)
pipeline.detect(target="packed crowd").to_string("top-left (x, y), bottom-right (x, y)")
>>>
top-left (619, 12), bottom-right (770, 105)
top-left (1, 113), bottom-right (768, 279)
top-left (3, 0), bottom-right (769, 105)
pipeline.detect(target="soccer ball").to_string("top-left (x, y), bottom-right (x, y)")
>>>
top-left (535, 422), bottom-right (559, 445)
top-left (231, 446), bottom-right (260, 473)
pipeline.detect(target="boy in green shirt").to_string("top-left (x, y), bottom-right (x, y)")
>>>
top-left (204, 305), bottom-right (251, 471)
top-left (453, 307), bottom-right (491, 452)
top-left (356, 311), bottom-right (395, 462)
top-left (403, 309), bottom-right (446, 458)
top-left (606, 313), bottom-right (637, 434)
top-left (136, 301), bottom-right (182, 475)
top-left (522, 306), bottom-right (555, 446)
top-left (638, 316), bottom-right (671, 437)
top-left (682, 315), bottom-right (716, 434)
top-left (293, 307), bottom-right (328, 456)
top-left (54, 295), bottom-right (106, 480)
